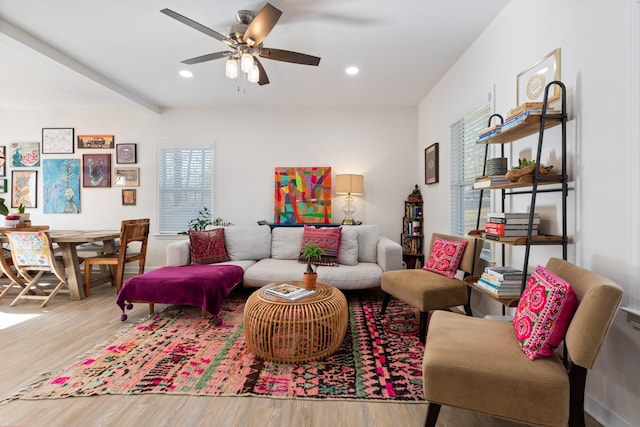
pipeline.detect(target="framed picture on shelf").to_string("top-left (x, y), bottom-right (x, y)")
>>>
top-left (116, 143), bottom-right (137, 164)
top-left (122, 189), bottom-right (136, 206)
top-left (425, 143), bottom-right (439, 185)
top-left (11, 170), bottom-right (38, 208)
top-left (82, 153), bottom-right (111, 188)
top-left (114, 167), bottom-right (139, 187)
top-left (516, 48), bottom-right (561, 105)
top-left (77, 134), bottom-right (115, 149)
top-left (0, 146), bottom-right (5, 177)
top-left (42, 128), bottom-right (75, 154)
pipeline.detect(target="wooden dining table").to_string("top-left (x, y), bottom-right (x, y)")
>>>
top-left (0, 227), bottom-right (120, 300)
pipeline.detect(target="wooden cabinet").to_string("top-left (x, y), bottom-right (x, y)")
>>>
top-left (402, 185), bottom-right (424, 269)
top-left (469, 81), bottom-right (569, 305)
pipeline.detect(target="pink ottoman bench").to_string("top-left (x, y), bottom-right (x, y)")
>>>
top-left (116, 264), bottom-right (244, 321)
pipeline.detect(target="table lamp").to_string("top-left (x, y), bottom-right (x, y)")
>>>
top-left (335, 174), bottom-right (364, 225)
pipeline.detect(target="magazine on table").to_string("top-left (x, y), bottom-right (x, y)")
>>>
top-left (265, 283), bottom-right (316, 301)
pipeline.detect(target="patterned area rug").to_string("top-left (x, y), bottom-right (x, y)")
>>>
top-left (14, 290), bottom-right (425, 402)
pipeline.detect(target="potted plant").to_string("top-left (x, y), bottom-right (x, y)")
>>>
top-left (15, 203), bottom-right (30, 225)
top-left (300, 242), bottom-right (326, 289)
top-left (178, 207), bottom-right (232, 235)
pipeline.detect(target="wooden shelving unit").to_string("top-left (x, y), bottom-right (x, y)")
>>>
top-left (401, 185), bottom-right (424, 269)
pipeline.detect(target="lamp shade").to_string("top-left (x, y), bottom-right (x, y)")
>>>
top-left (335, 174), bottom-right (364, 195)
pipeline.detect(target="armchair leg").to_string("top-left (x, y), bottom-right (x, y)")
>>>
top-left (424, 402), bottom-right (441, 427)
top-left (568, 364), bottom-right (587, 427)
top-left (419, 311), bottom-right (428, 344)
top-left (380, 292), bottom-right (391, 315)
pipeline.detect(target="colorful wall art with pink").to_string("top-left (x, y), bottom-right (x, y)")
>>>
top-left (274, 167), bottom-right (332, 224)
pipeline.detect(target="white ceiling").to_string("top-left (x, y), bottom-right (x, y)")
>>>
top-left (0, 0), bottom-right (509, 112)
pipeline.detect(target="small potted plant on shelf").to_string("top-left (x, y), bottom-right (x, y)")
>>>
top-left (300, 242), bottom-right (326, 289)
top-left (15, 203), bottom-right (30, 226)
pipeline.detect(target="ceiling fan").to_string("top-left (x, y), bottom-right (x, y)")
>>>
top-left (161, 3), bottom-right (321, 86)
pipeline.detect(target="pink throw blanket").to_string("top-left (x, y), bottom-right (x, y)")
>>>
top-left (116, 264), bottom-right (244, 320)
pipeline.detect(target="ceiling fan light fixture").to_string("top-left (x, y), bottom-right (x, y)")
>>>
top-left (241, 52), bottom-right (254, 73)
top-left (248, 64), bottom-right (260, 83)
top-left (225, 57), bottom-right (238, 79)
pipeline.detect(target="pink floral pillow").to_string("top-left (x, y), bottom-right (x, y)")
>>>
top-left (512, 265), bottom-right (578, 360)
top-left (423, 237), bottom-right (467, 279)
top-left (188, 228), bottom-right (230, 264)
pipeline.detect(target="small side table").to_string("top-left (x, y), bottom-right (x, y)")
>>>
top-left (243, 281), bottom-right (348, 364)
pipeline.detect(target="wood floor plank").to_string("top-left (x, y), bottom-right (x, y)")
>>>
top-left (0, 282), bottom-right (602, 427)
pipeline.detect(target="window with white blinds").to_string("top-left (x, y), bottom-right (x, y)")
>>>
top-left (450, 103), bottom-right (491, 237)
top-left (157, 147), bottom-right (213, 234)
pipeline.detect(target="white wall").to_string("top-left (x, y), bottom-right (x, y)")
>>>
top-left (0, 105), bottom-right (417, 268)
top-left (418, 0), bottom-right (638, 426)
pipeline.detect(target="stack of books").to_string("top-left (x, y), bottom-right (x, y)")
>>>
top-left (476, 124), bottom-right (502, 142)
top-left (482, 212), bottom-right (540, 241)
top-left (265, 283), bottom-right (316, 301)
top-left (473, 175), bottom-right (510, 189)
top-left (474, 266), bottom-right (525, 297)
top-left (505, 102), bottom-right (560, 120)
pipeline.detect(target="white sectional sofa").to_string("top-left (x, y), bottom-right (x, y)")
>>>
top-left (166, 224), bottom-right (402, 290)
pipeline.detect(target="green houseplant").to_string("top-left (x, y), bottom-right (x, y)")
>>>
top-left (178, 207), bottom-right (232, 235)
top-left (300, 242), bottom-right (326, 289)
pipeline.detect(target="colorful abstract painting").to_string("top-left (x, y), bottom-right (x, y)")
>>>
top-left (274, 167), bottom-right (332, 224)
top-left (43, 159), bottom-right (81, 213)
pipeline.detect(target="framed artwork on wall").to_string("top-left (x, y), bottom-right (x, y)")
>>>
top-left (122, 189), bottom-right (136, 206)
top-left (0, 179), bottom-right (7, 193)
top-left (82, 153), bottom-right (111, 188)
top-left (425, 143), bottom-right (439, 185)
top-left (0, 146), bottom-right (5, 177)
top-left (42, 128), bottom-right (75, 154)
top-left (114, 167), bottom-right (139, 187)
top-left (516, 48), bottom-right (561, 105)
top-left (10, 142), bottom-right (40, 167)
top-left (11, 170), bottom-right (38, 208)
top-left (273, 166), bottom-right (332, 224)
top-left (43, 158), bottom-right (81, 214)
top-left (116, 143), bottom-right (137, 164)
top-left (77, 134), bottom-right (115, 149)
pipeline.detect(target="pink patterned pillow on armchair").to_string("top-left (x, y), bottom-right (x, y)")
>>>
top-left (423, 237), bottom-right (467, 279)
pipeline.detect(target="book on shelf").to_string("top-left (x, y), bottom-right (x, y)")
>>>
top-left (265, 283), bottom-right (316, 301)
top-left (505, 102), bottom-right (560, 120)
top-left (487, 212), bottom-right (538, 218)
top-left (483, 222), bottom-right (538, 231)
top-left (473, 175), bottom-right (509, 189)
top-left (479, 273), bottom-right (524, 288)
top-left (486, 217), bottom-right (541, 225)
top-left (477, 124), bottom-right (502, 141)
top-left (483, 226), bottom-right (539, 237)
top-left (474, 279), bottom-right (521, 297)
top-left (484, 266), bottom-right (524, 279)
top-left (481, 232), bottom-right (526, 242)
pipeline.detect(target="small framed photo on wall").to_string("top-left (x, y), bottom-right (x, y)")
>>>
top-left (42, 128), bottom-right (75, 154)
top-left (114, 167), bottom-right (139, 187)
top-left (116, 143), bottom-right (137, 164)
top-left (82, 153), bottom-right (111, 188)
top-left (425, 143), bottom-right (439, 185)
top-left (11, 170), bottom-right (38, 208)
top-left (122, 189), bottom-right (136, 206)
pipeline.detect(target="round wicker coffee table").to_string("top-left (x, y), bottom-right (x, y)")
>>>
top-left (243, 281), bottom-right (348, 364)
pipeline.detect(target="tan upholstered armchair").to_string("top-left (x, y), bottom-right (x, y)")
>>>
top-left (422, 257), bottom-right (623, 427)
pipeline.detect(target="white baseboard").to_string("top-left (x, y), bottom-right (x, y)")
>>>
top-left (585, 393), bottom-right (633, 427)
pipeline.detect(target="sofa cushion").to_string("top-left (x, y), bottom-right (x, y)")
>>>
top-left (513, 265), bottom-right (578, 360)
top-left (355, 225), bottom-right (379, 263)
top-left (424, 237), bottom-right (467, 279)
top-left (271, 227), bottom-right (304, 260)
top-left (298, 225), bottom-right (341, 266)
top-left (188, 229), bottom-right (230, 264)
top-left (222, 225), bottom-right (271, 261)
top-left (337, 227), bottom-right (359, 266)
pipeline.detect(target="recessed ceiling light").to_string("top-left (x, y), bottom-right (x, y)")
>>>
top-left (345, 66), bottom-right (359, 76)
top-left (179, 70), bottom-right (193, 78)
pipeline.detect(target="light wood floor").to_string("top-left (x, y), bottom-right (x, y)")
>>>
top-left (0, 282), bottom-right (603, 427)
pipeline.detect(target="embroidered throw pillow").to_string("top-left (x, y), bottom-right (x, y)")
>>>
top-left (188, 228), bottom-right (230, 264)
top-left (298, 225), bottom-right (342, 267)
top-left (423, 237), bottom-right (467, 279)
top-left (512, 265), bottom-right (578, 360)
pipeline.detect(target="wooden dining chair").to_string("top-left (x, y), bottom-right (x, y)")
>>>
top-left (83, 218), bottom-right (150, 296)
top-left (5, 231), bottom-right (69, 307)
top-left (0, 247), bottom-right (25, 302)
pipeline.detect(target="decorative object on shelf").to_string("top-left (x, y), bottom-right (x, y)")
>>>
top-left (116, 143), bottom-right (137, 164)
top-left (10, 142), bottom-right (40, 167)
top-left (114, 167), bottom-right (140, 187)
top-left (300, 241), bottom-right (326, 289)
top-left (77, 134), bottom-right (115, 149)
top-left (485, 157), bottom-right (508, 176)
top-left (14, 203), bottom-right (30, 225)
top-left (505, 159), bottom-right (553, 183)
top-left (425, 143), bottom-right (439, 184)
top-left (516, 48), bottom-right (561, 105)
top-left (122, 189), bottom-right (136, 206)
top-left (11, 170), bottom-right (37, 208)
top-left (42, 128), bottom-right (75, 154)
top-left (43, 159), bottom-right (81, 214)
top-left (82, 153), bottom-right (111, 187)
top-left (274, 166), bottom-right (332, 224)
top-left (335, 174), bottom-right (364, 225)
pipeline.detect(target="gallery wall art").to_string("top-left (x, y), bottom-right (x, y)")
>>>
top-left (10, 142), bottom-right (40, 167)
top-left (43, 159), bottom-right (81, 213)
top-left (274, 166), bottom-right (332, 224)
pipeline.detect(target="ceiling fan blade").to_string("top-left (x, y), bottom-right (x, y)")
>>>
top-left (254, 57), bottom-right (270, 86)
top-left (181, 51), bottom-right (233, 65)
top-left (161, 8), bottom-right (235, 47)
top-left (260, 48), bottom-right (321, 66)
top-left (243, 3), bottom-right (282, 46)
